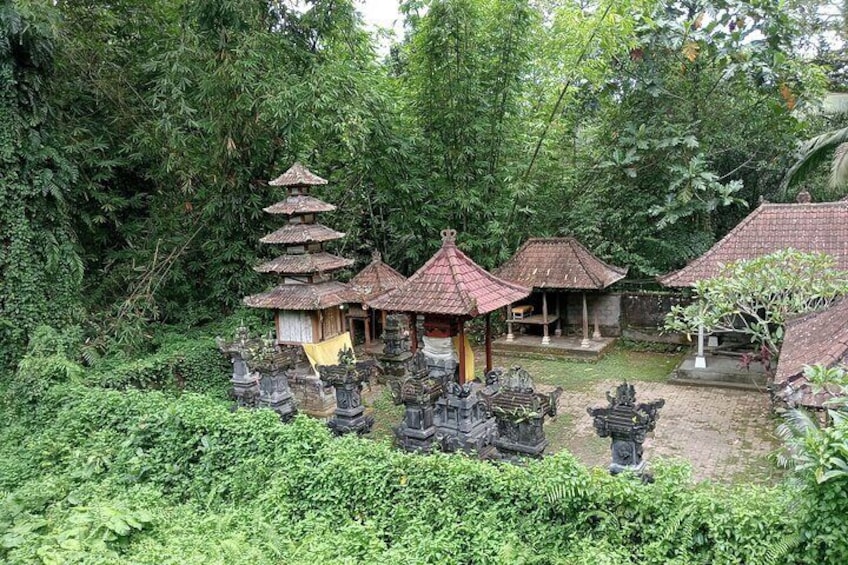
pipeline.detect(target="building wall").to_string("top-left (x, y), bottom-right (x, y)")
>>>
top-left (277, 310), bottom-right (314, 344)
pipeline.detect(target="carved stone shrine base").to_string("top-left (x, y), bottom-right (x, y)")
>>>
top-left (493, 418), bottom-right (549, 459)
top-left (434, 391), bottom-right (496, 458)
top-left (288, 372), bottom-right (336, 418)
top-left (394, 403), bottom-right (438, 452)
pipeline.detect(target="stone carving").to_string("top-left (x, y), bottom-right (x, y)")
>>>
top-left (318, 347), bottom-right (375, 435)
top-left (378, 314), bottom-right (413, 384)
top-left (389, 357), bottom-right (444, 452)
top-left (482, 366), bottom-right (561, 461)
top-left (216, 326), bottom-right (298, 421)
top-left (587, 382), bottom-right (664, 478)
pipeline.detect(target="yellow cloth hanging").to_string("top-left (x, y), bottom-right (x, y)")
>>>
top-left (303, 332), bottom-right (354, 373)
top-left (451, 334), bottom-right (475, 383)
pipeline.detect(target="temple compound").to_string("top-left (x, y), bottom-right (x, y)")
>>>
top-left (243, 163), bottom-right (359, 416)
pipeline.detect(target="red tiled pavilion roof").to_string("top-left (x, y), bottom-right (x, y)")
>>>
top-left (659, 201), bottom-right (848, 287)
top-left (369, 229), bottom-right (530, 317)
top-left (268, 162), bottom-right (328, 186)
top-left (255, 252), bottom-right (353, 274)
top-left (243, 281), bottom-right (357, 310)
top-left (260, 223), bottom-right (345, 245)
top-left (349, 251), bottom-right (407, 300)
top-left (495, 237), bottom-right (628, 290)
top-left (264, 195), bottom-right (336, 215)
top-left (774, 298), bottom-right (848, 409)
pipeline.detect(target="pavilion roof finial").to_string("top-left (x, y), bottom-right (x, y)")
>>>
top-left (371, 249), bottom-right (382, 262)
top-left (796, 190), bottom-right (812, 204)
top-left (441, 228), bottom-right (457, 246)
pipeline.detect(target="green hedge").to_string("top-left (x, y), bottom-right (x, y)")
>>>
top-left (2, 382), bottom-right (841, 564)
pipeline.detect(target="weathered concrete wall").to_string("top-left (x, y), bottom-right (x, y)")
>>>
top-left (563, 293), bottom-right (622, 337)
top-left (620, 292), bottom-right (690, 344)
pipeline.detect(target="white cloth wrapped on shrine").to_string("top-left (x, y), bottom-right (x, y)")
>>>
top-left (422, 336), bottom-right (456, 362)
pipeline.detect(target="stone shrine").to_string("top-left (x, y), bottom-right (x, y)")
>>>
top-left (482, 366), bottom-right (561, 460)
top-left (377, 313), bottom-right (413, 384)
top-left (317, 347), bottom-right (375, 435)
top-left (587, 382), bottom-right (664, 477)
top-left (390, 352), bottom-right (444, 452)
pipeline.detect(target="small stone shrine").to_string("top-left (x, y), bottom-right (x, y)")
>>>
top-left (389, 351), bottom-right (444, 452)
top-left (587, 382), bottom-right (664, 477)
top-left (482, 366), bottom-right (561, 460)
top-left (377, 313), bottom-right (413, 384)
top-left (317, 347), bottom-right (375, 435)
top-left (433, 377), bottom-right (497, 457)
top-left (216, 326), bottom-right (298, 421)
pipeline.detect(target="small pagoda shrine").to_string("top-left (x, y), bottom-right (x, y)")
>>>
top-left (370, 229), bottom-right (530, 455)
top-left (347, 250), bottom-right (407, 347)
top-left (243, 162), bottom-right (358, 416)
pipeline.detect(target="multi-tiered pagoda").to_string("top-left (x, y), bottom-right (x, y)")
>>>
top-left (244, 163), bottom-right (356, 345)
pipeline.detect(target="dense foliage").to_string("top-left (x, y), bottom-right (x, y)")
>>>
top-left (2, 0), bottom-right (841, 359)
top-left (0, 345), bottom-right (844, 564)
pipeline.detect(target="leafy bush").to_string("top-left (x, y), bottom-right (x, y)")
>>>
top-left (0, 380), bottom-right (829, 564)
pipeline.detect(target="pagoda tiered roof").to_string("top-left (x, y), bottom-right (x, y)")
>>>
top-left (244, 280), bottom-right (358, 310)
top-left (268, 162), bottom-right (328, 187)
top-left (495, 237), bottom-right (627, 290)
top-left (255, 252), bottom-right (353, 274)
top-left (349, 251), bottom-right (407, 300)
top-left (263, 195), bottom-right (336, 215)
top-left (259, 223), bottom-right (345, 245)
top-left (369, 229), bottom-right (530, 317)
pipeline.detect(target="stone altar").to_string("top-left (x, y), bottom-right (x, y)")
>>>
top-left (587, 382), bottom-right (664, 477)
top-left (318, 347), bottom-right (375, 435)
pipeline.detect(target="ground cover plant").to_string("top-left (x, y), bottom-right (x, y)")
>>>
top-left (2, 332), bottom-right (847, 564)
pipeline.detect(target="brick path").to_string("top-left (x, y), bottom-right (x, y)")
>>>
top-left (538, 380), bottom-right (780, 483)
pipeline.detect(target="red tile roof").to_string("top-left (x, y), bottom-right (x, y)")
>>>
top-left (243, 281), bottom-right (357, 310)
top-left (264, 195), bottom-right (336, 215)
top-left (659, 201), bottom-right (848, 287)
top-left (495, 237), bottom-right (628, 290)
top-left (774, 298), bottom-right (848, 409)
top-left (368, 229), bottom-right (530, 317)
top-left (255, 252), bottom-right (353, 274)
top-left (268, 162), bottom-right (327, 186)
top-left (259, 223), bottom-right (345, 245)
top-left (349, 251), bottom-right (407, 300)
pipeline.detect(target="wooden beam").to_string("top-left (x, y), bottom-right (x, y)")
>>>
top-left (541, 290), bottom-right (550, 345)
top-left (485, 312), bottom-right (492, 373)
top-left (458, 319), bottom-right (466, 385)
top-left (581, 293), bottom-right (590, 348)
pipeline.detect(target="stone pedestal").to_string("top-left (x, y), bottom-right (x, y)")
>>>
top-left (257, 371), bottom-right (297, 422)
top-left (433, 381), bottom-right (496, 457)
top-left (318, 351), bottom-right (375, 435)
top-left (483, 367), bottom-right (561, 461)
top-left (390, 369), bottom-right (444, 452)
top-left (288, 371), bottom-right (336, 418)
top-left (378, 314), bottom-right (413, 384)
top-left (587, 382), bottom-right (664, 479)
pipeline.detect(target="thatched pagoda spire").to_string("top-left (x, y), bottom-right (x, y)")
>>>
top-left (244, 163), bottom-right (356, 345)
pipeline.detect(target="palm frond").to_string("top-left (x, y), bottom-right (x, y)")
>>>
top-left (831, 142), bottom-right (848, 189)
top-left (779, 126), bottom-right (848, 196)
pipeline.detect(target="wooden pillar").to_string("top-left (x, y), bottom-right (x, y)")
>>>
top-left (506, 305), bottom-right (514, 341)
top-left (555, 292), bottom-right (562, 337)
top-left (485, 312), bottom-right (492, 374)
top-left (458, 319), bottom-right (466, 385)
top-left (409, 313), bottom-right (418, 353)
top-left (581, 293), bottom-right (590, 348)
top-left (593, 294), bottom-right (602, 340)
top-left (364, 316), bottom-right (371, 347)
top-left (541, 290), bottom-right (550, 345)
top-left (381, 310), bottom-right (387, 339)
top-left (348, 317), bottom-right (355, 344)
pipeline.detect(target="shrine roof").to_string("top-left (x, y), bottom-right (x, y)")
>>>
top-left (260, 223), bottom-right (345, 245)
top-left (268, 162), bottom-right (328, 187)
top-left (243, 280), bottom-right (357, 310)
top-left (255, 252), bottom-right (353, 275)
top-left (495, 238), bottom-right (627, 290)
top-left (349, 252), bottom-right (407, 300)
top-left (774, 298), bottom-right (848, 409)
top-left (368, 229), bottom-right (530, 317)
top-left (659, 200), bottom-right (848, 287)
top-left (264, 195), bottom-right (336, 215)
